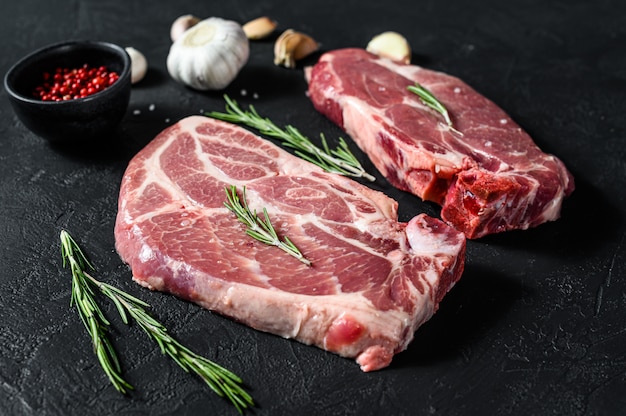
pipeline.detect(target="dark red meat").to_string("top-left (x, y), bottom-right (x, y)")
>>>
top-left (306, 48), bottom-right (574, 238)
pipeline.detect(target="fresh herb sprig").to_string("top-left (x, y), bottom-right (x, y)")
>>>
top-left (62, 230), bottom-right (133, 393)
top-left (408, 83), bottom-right (462, 135)
top-left (224, 185), bottom-right (311, 266)
top-left (206, 95), bottom-right (375, 182)
top-left (60, 230), bottom-right (254, 414)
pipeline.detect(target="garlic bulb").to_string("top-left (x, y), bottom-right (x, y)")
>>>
top-left (166, 17), bottom-right (249, 91)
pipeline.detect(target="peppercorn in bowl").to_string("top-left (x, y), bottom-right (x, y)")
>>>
top-left (4, 40), bottom-right (131, 142)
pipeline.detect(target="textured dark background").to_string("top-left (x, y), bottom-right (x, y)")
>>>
top-left (1, 0), bottom-right (625, 415)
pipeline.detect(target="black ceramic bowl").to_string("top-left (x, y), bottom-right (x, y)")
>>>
top-left (4, 40), bottom-right (131, 142)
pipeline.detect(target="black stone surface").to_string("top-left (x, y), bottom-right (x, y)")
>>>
top-left (1, 1), bottom-right (625, 415)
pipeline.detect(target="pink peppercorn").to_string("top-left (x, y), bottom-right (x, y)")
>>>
top-left (33, 64), bottom-right (120, 101)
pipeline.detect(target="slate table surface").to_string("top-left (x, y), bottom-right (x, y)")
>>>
top-left (1, 0), bottom-right (625, 415)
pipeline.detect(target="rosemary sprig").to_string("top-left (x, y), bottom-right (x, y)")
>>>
top-left (407, 82), bottom-right (462, 135)
top-left (61, 230), bottom-right (134, 394)
top-left (224, 185), bottom-right (311, 266)
top-left (60, 230), bottom-right (254, 414)
top-left (206, 95), bottom-right (375, 182)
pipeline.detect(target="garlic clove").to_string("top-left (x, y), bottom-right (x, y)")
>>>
top-left (293, 33), bottom-right (319, 61)
top-left (170, 14), bottom-right (201, 42)
top-left (243, 16), bottom-right (277, 40)
top-left (125, 47), bottom-right (148, 84)
top-left (273, 29), bottom-right (299, 68)
top-left (366, 31), bottom-right (412, 64)
top-left (274, 29), bottom-right (319, 69)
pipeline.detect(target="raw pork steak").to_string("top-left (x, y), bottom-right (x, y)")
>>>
top-left (114, 116), bottom-right (466, 371)
top-left (306, 48), bottom-right (575, 239)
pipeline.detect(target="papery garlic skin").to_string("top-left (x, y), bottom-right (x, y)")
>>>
top-left (167, 17), bottom-right (249, 91)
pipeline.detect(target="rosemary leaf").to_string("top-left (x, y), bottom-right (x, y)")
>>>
top-left (224, 185), bottom-right (312, 266)
top-left (408, 82), bottom-right (462, 135)
top-left (206, 95), bottom-right (376, 182)
top-left (60, 230), bottom-right (255, 414)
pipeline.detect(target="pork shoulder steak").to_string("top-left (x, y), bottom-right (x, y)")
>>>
top-left (306, 48), bottom-right (575, 239)
top-left (114, 116), bottom-right (466, 371)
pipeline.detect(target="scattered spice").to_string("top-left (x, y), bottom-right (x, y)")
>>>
top-left (33, 64), bottom-right (120, 101)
